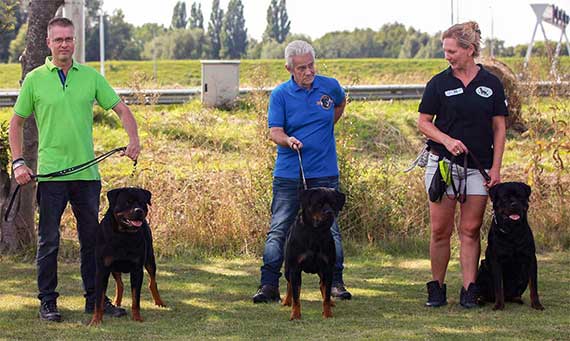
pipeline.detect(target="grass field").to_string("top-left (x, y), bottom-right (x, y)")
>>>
top-left (1, 58), bottom-right (569, 338)
top-left (0, 248), bottom-right (568, 340)
top-left (1, 57), bottom-right (570, 89)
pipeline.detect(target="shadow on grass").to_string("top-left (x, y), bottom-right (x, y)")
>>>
top-left (0, 251), bottom-right (568, 339)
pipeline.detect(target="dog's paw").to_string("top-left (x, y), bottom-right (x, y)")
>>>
top-left (88, 318), bottom-right (102, 327)
top-left (531, 301), bottom-right (545, 310)
top-left (289, 312), bottom-right (301, 320)
top-left (282, 298), bottom-right (292, 306)
top-left (492, 303), bottom-right (505, 311)
top-left (330, 300), bottom-right (336, 307)
top-left (154, 299), bottom-right (167, 308)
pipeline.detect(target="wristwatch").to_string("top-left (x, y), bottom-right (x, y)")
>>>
top-left (12, 158), bottom-right (26, 171)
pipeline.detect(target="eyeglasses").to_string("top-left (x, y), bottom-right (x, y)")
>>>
top-left (51, 37), bottom-right (75, 45)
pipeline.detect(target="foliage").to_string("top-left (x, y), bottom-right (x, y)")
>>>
top-left (221, 0), bottom-right (248, 59)
top-left (144, 28), bottom-right (208, 60)
top-left (8, 23), bottom-right (26, 63)
top-left (207, 0), bottom-right (224, 59)
top-left (263, 0), bottom-right (290, 44)
top-left (189, 1), bottom-right (204, 30)
top-left (170, 1), bottom-right (187, 29)
top-left (85, 10), bottom-right (140, 62)
top-left (0, 0), bottom-right (18, 33)
top-left (0, 121), bottom-right (9, 172)
top-left (0, 0), bottom-right (26, 63)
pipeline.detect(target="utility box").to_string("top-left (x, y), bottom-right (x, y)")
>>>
top-left (200, 60), bottom-right (240, 108)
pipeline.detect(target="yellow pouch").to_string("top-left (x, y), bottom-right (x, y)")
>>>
top-left (438, 160), bottom-right (452, 186)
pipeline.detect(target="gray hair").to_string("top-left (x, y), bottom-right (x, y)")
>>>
top-left (285, 40), bottom-right (315, 68)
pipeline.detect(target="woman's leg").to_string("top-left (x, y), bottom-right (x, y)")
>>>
top-left (429, 196), bottom-right (457, 284)
top-left (458, 195), bottom-right (487, 288)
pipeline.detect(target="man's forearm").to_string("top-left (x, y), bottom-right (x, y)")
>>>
top-left (8, 115), bottom-right (25, 160)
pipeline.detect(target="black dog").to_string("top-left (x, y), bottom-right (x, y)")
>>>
top-left (282, 187), bottom-right (345, 320)
top-left (476, 182), bottom-right (544, 311)
top-left (89, 188), bottom-right (166, 326)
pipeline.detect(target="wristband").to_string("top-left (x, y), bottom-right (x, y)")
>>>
top-left (12, 159), bottom-right (26, 171)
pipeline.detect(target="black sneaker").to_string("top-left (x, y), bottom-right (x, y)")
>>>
top-left (425, 280), bottom-right (447, 307)
top-left (460, 283), bottom-right (480, 309)
top-left (85, 297), bottom-right (127, 317)
top-left (331, 284), bottom-right (352, 300)
top-left (252, 285), bottom-right (280, 303)
top-left (39, 300), bottom-right (62, 322)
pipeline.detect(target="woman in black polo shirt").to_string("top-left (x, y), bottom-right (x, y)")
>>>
top-left (417, 21), bottom-right (508, 308)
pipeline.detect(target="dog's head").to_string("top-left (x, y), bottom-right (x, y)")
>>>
top-left (106, 187), bottom-right (152, 233)
top-left (489, 182), bottom-right (531, 228)
top-left (300, 187), bottom-right (345, 229)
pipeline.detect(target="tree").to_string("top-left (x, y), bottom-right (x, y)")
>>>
top-left (207, 0), bottom-right (223, 59)
top-left (0, 0), bottom-right (18, 33)
top-left (85, 10), bottom-right (140, 61)
top-left (171, 1), bottom-right (187, 29)
top-left (0, 0), bottom-right (27, 63)
top-left (189, 2), bottom-right (203, 30)
top-left (8, 23), bottom-right (27, 62)
top-left (221, 0), bottom-right (248, 59)
top-left (1, 0), bottom-right (65, 253)
top-left (263, 0), bottom-right (290, 43)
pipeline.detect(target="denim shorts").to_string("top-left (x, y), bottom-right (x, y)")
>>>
top-left (424, 153), bottom-right (489, 196)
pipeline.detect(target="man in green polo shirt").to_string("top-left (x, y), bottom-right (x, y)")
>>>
top-left (8, 17), bottom-right (140, 322)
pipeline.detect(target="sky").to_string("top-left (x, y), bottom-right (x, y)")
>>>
top-left (103, 0), bottom-right (570, 47)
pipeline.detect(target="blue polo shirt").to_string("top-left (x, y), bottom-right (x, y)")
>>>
top-left (268, 75), bottom-right (345, 179)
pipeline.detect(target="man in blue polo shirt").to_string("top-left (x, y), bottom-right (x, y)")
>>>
top-left (252, 40), bottom-right (351, 303)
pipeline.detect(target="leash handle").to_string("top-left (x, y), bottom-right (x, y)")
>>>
top-left (4, 146), bottom-right (128, 222)
top-left (296, 148), bottom-right (307, 190)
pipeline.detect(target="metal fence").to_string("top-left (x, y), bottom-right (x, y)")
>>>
top-left (1, 82), bottom-right (568, 107)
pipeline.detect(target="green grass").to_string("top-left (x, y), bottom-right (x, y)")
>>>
top-left (0, 248), bottom-right (567, 340)
top-left (2, 57), bottom-right (570, 89)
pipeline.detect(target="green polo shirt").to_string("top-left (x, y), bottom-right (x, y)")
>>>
top-left (14, 57), bottom-right (121, 181)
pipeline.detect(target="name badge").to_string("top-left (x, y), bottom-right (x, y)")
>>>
top-left (444, 88), bottom-right (464, 97)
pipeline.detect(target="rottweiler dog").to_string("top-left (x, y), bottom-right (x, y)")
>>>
top-left (89, 187), bottom-right (166, 326)
top-left (476, 182), bottom-right (544, 311)
top-left (282, 187), bottom-right (346, 320)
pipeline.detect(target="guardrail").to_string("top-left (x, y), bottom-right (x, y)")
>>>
top-left (1, 82), bottom-right (569, 107)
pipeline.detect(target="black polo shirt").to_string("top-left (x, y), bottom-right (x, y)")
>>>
top-left (418, 65), bottom-right (508, 169)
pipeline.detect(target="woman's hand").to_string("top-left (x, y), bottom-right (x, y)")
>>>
top-left (485, 167), bottom-right (501, 189)
top-left (443, 137), bottom-right (468, 156)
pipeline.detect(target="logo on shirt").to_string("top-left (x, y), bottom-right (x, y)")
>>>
top-left (444, 88), bottom-right (464, 97)
top-left (318, 95), bottom-right (333, 110)
top-left (476, 86), bottom-right (493, 98)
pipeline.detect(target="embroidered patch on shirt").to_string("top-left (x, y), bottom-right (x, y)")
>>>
top-left (444, 88), bottom-right (464, 97)
top-left (317, 95), bottom-right (333, 109)
top-left (476, 86), bottom-right (493, 98)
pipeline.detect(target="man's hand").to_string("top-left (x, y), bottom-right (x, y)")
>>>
top-left (287, 136), bottom-right (303, 150)
top-left (14, 165), bottom-right (34, 185)
top-left (122, 139), bottom-right (141, 161)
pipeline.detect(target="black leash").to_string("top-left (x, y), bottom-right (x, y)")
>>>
top-left (296, 148), bottom-right (307, 190)
top-left (4, 147), bottom-right (130, 222)
top-left (448, 151), bottom-right (491, 203)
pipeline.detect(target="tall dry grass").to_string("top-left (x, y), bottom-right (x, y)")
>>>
top-left (48, 63), bottom-right (570, 258)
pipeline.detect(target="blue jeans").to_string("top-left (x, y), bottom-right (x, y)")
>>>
top-left (260, 176), bottom-right (345, 287)
top-left (36, 180), bottom-right (101, 303)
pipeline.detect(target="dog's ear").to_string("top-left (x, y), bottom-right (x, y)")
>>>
top-left (141, 188), bottom-right (152, 206)
top-left (107, 188), bottom-right (122, 208)
top-left (521, 183), bottom-right (531, 200)
top-left (488, 184), bottom-right (499, 202)
top-left (334, 190), bottom-right (346, 212)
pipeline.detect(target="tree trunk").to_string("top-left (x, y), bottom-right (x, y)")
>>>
top-left (0, 0), bottom-right (64, 253)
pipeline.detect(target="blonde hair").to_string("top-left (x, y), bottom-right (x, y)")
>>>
top-left (441, 21), bottom-right (481, 57)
